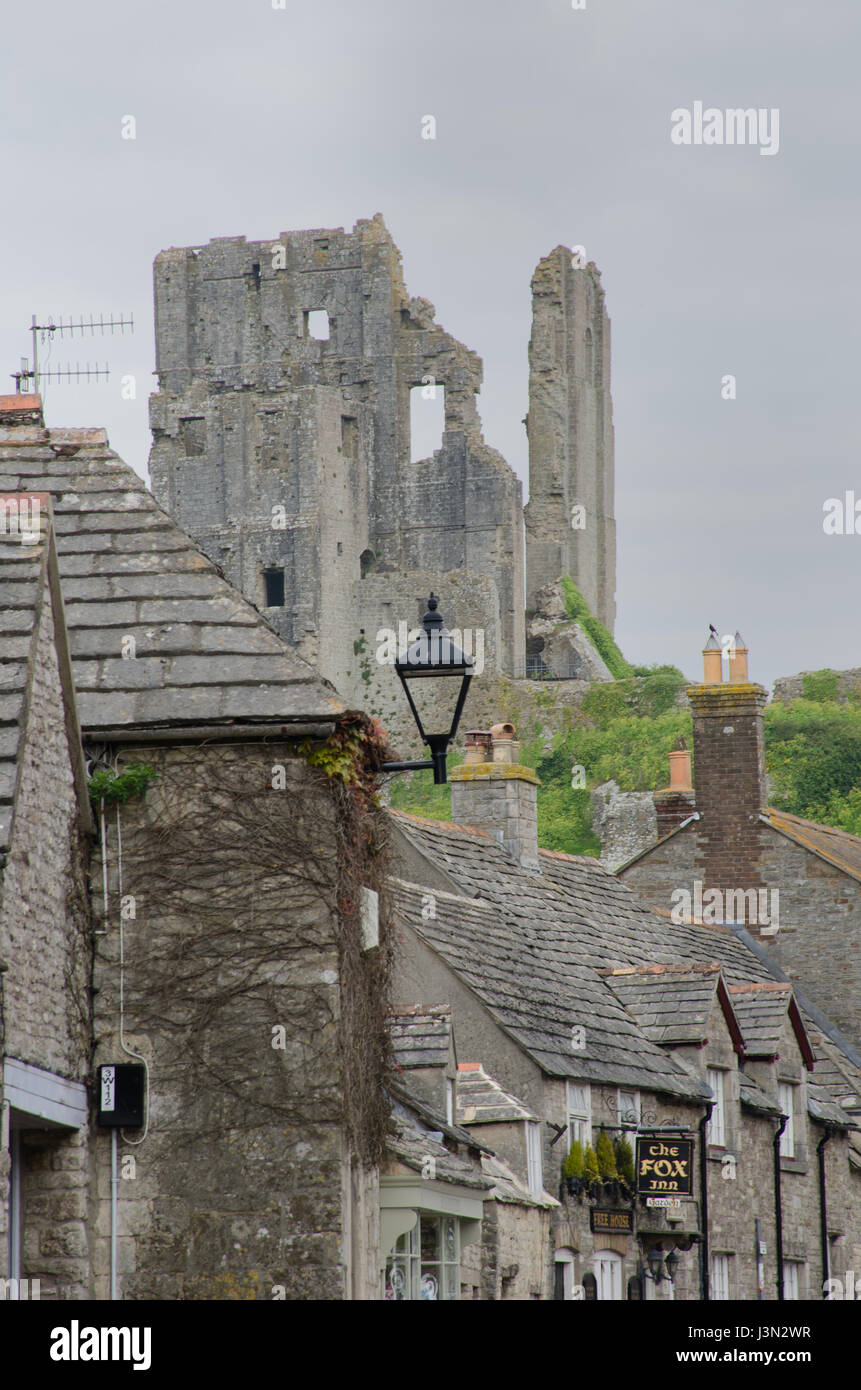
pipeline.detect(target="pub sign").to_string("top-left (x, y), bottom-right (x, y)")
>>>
top-left (636, 1137), bottom-right (694, 1197)
top-left (590, 1207), bottom-right (633, 1235)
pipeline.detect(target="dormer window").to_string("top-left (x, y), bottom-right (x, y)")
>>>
top-left (707, 1068), bottom-right (726, 1147)
top-left (778, 1082), bottom-right (795, 1158)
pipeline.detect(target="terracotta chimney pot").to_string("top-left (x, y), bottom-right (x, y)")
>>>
top-left (729, 632), bottom-right (749, 683)
top-left (702, 633), bottom-right (722, 684)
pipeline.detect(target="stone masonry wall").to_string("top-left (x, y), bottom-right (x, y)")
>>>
top-left (88, 741), bottom-right (352, 1300)
top-left (524, 250), bottom-right (615, 630)
top-left (0, 578), bottom-right (91, 1299)
top-left (148, 216), bottom-right (525, 686)
top-left (619, 823), bottom-right (861, 1047)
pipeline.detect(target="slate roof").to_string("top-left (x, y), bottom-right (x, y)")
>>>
top-left (0, 494), bottom-right (49, 855)
top-left (390, 874), bottom-right (711, 1102)
top-left (0, 406), bottom-right (344, 735)
top-left (600, 963), bottom-right (740, 1048)
top-left (0, 491), bottom-right (89, 863)
top-left (389, 811), bottom-right (861, 1123)
top-left (456, 1063), bottom-right (536, 1125)
top-left (390, 1006), bottom-right (453, 1071)
top-left (385, 1080), bottom-right (493, 1191)
top-left (480, 1152), bottom-right (559, 1209)
top-left (762, 809), bottom-right (861, 883)
top-left (727, 983), bottom-right (813, 1066)
top-left (739, 1072), bottom-right (782, 1116)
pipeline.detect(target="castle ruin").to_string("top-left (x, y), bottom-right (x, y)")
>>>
top-left (148, 215), bottom-right (615, 741)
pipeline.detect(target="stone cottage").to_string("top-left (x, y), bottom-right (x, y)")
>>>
top-left (0, 393), bottom-right (392, 1300)
top-left (598, 634), bottom-right (861, 1048)
top-left (385, 723), bottom-right (861, 1299)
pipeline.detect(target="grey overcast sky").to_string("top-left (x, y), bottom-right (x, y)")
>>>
top-left (2, 0), bottom-right (859, 689)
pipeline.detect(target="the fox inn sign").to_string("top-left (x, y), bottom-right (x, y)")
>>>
top-left (636, 1139), bottom-right (694, 1197)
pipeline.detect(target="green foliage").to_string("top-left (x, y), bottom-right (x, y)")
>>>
top-left (87, 764), bottom-right (159, 805)
top-left (387, 749), bottom-right (464, 822)
top-left (563, 1140), bottom-right (584, 1179)
top-left (582, 1143), bottom-right (600, 1185)
top-left (764, 699), bottom-right (861, 823)
top-left (800, 668), bottom-right (840, 703)
top-left (595, 1128), bottom-right (617, 1180)
top-left (560, 577), bottom-right (634, 679)
top-left (614, 1134), bottom-right (635, 1187)
top-left (300, 714), bottom-right (392, 794)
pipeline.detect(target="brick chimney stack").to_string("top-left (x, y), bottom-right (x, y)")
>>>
top-left (450, 723), bottom-right (541, 872)
top-left (688, 630), bottom-right (768, 895)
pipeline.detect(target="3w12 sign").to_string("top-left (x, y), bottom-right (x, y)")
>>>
top-left (636, 1138), bottom-right (694, 1196)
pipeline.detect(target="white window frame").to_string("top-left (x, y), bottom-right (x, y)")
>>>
top-left (555, 1248), bottom-right (577, 1300)
top-left (445, 1077), bottom-right (454, 1127)
top-left (566, 1082), bottom-right (592, 1149)
top-left (711, 1252), bottom-right (731, 1301)
top-left (526, 1121), bottom-right (543, 1197)
top-left (778, 1082), bottom-right (795, 1159)
top-left (385, 1214), bottom-right (461, 1301)
top-left (617, 1088), bottom-right (640, 1135)
top-left (593, 1249), bottom-right (624, 1301)
top-left (782, 1261), bottom-right (801, 1301)
top-left (706, 1068), bottom-right (726, 1147)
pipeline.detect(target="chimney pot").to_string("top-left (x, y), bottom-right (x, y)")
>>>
top-left (729, 632), bottom-right (749, 683)
top-left (464, 730), bottom-right (492, 764)
top-left (668, 746), bottom-right (692, 790)
top-left (702, 632), bottom-right (723, 684)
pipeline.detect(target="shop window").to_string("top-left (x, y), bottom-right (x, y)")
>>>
top-left (385, 1214), bottom-right (460, 1301)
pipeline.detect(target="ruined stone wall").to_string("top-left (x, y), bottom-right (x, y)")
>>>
top-left (524, 250), bottom-right (616, 630)
top-left (88, 741), bottom-right (367, 1300)
top-left (148, 216), bottom-right (525, 688)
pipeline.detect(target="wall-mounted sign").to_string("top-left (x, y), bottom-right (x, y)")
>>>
top-left (96, 1063), bottom-right (145, 1128)
top-left (590, 1207), bottom-right (634, 1235)
top-left (636, 1138), bottom-right (694, 1196)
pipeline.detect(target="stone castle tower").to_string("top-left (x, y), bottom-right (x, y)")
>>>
top-left (148, 216), bottom-right (615, 731)
top-left (524, 248), bottom-right (615, 630)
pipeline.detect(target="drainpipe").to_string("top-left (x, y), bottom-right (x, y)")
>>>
top-left (111, 1128), bottom-right (118, 1300)
top-left (698, 1103), bottom-right (713, 1300)
top-left (817, 1128), bottom-right (833, 1298)
top-left (773, 1116), bottom-right (787, 1301)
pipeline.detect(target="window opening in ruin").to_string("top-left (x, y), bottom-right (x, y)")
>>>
top-left (584, 327), bottom-right (594, 385)
top-left (179, 417), bottom-right (206, 458)
top-left (360, 549), bottom-right (376, 579)
top-left (409, 383), bottom-right (445, 463)
top-left (305, 309), bottom-right (330, 341)
top-left (251, 262), bottom-right (261, 292)
top-left (263, 568), bottom-right (285, 607)
top-left (341, 416), bottom-right (357, 458)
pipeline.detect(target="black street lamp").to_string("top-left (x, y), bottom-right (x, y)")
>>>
top-left (381, 594), bottom-right (475, 785)
top-left (646, 1247), bottom-right (665, 1284)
